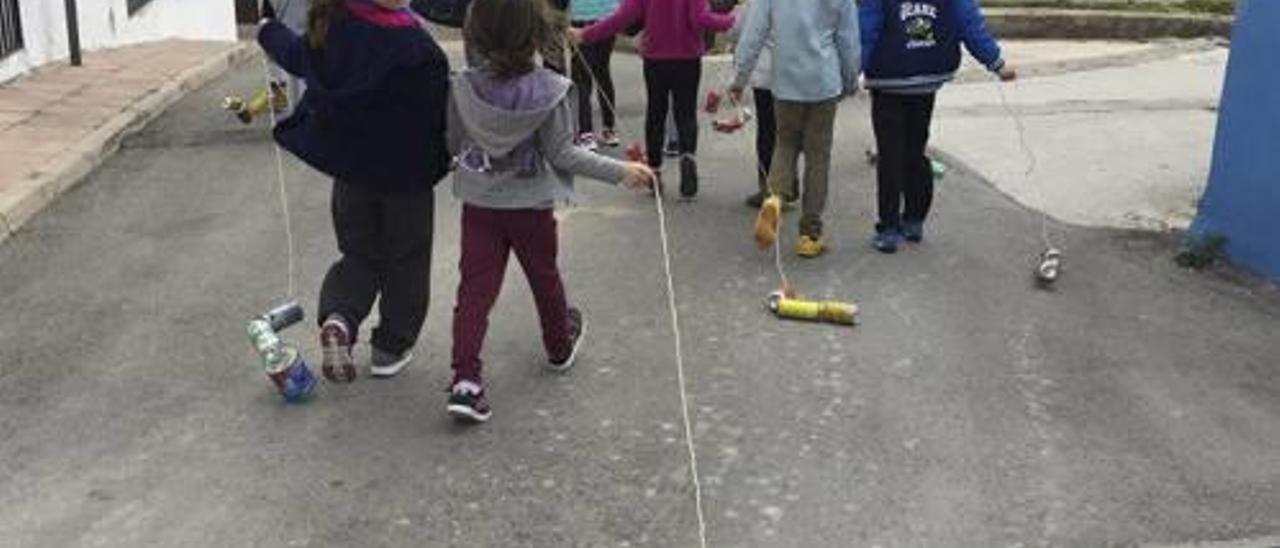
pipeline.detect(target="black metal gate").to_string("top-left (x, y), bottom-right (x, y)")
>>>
top-left (0, 0), bottom-right (23, 60)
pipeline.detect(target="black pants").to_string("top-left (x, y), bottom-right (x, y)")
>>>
top-left (871, 91), bottom-right (937, 231)
top-left (643, 59), bottom-right (701, 167)
top-left (753, 87), bottom-right (776, 191)
top-left (570, 29), bottom-right (617, 134)
top-left (319, 180), bottom-right (435, 355)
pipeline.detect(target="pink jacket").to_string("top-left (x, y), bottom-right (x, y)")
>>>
top-left (581, 0), bottom-right (735, 60)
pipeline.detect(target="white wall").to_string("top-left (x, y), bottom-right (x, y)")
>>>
top-left (1, 0), bottom-right (237, 82)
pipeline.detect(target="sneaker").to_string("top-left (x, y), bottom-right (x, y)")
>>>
top-left (873, 229), bottom-right (903, 254)
top-left (679, 156), bottom-right (699, 199)
top-left (447, 380), bottom-right (492, 424)
top-left (664, 139), bottom-right (680, 157)
top-left (548, 307), bottom-right (587, 372)
top-left (600, 128), bottom-right (621, 148)
top-left (370, 347), bottom-right (413, 378)
top-left (320, 316), bottom-right (357, 383)
top-left (745, 192), bottom-right (767, 209)
top-left (796, 235), bottom-right (827, 258)
top-left (576, 132), bottom-right (599, 152)
top-left (902, 221), bottom-right (925, 243)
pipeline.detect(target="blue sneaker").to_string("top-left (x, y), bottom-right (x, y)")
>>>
top-left (902, 221), bottom-right (924, 243)
top-left (873, 229), bottom-right (902, 254)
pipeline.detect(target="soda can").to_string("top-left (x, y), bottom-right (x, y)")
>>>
top-left (267, 347), bottom-right (316, 403)
top-left (262, 301), bottom-right (305, 333)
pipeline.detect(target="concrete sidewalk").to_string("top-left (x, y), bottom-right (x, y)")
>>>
top-left (0, 39), bottom-right (252, 244)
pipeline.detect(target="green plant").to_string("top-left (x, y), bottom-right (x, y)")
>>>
top-left (1176, 234), bottom-right (1228, 270)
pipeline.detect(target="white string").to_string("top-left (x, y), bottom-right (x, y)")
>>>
top-left (995, 79), bottom-right (1053, 252)
top-left (569, 41), bottom-right (710, 548)
top-left (259, 0), bottom-right (298, 298)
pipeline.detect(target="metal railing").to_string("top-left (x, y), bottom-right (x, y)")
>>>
top-left (1, 0), bottom-right (24, 60)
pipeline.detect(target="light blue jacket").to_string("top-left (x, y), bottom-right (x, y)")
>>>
top-left (571, 0), bottom-right (621, 23)
top-left (732, 0), bottom-right (861, 103)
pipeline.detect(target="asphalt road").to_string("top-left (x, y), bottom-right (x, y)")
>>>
top-left (0, 51), bottom-right (1277, 548)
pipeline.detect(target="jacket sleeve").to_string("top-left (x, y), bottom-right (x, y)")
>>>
top-left (957, 0), bottom-right (1005, 71)
top-left (691, 0), bottom-right (736, 32)
top-left (257, 20), bottom-right (309, 78)
top-left (538, 95), bottom-right (628, 185)
top-left (731, 0), bottom-right (770, 91)
top-left (836, 0), bottom-right (861, 92)
top-left (580, 0), bottom-right (643, 44)
top-left (858, 0), bottom-right (882, 73)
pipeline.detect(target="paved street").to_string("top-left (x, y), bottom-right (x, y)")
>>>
top-left (0, 45), bottom-right (1277, 547)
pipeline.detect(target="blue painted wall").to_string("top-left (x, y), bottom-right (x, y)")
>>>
top-left (1191, 0), bottom-right (1280, 282)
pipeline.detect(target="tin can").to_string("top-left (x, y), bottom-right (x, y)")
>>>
top-left (262, 301), bottom-right (305, 333)
top-left (267, 346), bottom-right (316, 404)
top-left (767, 291), bottom-right (858, 326)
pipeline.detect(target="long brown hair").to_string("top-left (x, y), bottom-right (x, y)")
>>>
top-left (464, 0), bottom-right (553, 80)
top-left (307, 0), bottom-right (349, 48)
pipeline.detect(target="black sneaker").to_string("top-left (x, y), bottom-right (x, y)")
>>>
top-left (370, 347), bottom-right (413, 378)
top-left (679, 156), bottom-right (698, 199)
top-left (664, 139), bottom-right (680, 157)
top-left (548, 307), bottom-right (586, 372)
top-left (447, 380), bottom-right (492, 423)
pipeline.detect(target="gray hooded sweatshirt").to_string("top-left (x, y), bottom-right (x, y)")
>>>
top-left (447, 68), bottom-right (628, 210)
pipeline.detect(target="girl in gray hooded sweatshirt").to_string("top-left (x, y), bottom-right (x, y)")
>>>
top-left (443, 0), bottom-right (655, 424)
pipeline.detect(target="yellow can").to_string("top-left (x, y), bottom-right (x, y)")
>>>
top-left (766, 291), bottom-right (858, 326)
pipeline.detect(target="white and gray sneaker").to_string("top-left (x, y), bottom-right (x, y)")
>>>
top-left (370, 347), bottom-right (414, 378)
top-left (547, 307), bottom-right (586, 372)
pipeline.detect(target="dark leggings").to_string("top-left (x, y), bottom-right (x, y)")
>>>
top-left (871, 91), bottom-right (937, 231)
top-left (643, 59), bottom-right (702, 168)
top-left (753, 88), bottom-right (776, 190)
top-left (571, 23), bottom-right (616, 134)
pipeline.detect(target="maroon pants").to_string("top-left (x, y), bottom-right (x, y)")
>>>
top-left (451, 206), bottom-right (571, 384)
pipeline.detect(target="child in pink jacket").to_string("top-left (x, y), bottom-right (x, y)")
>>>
top-left (575, 0), bottom-right (734, 199)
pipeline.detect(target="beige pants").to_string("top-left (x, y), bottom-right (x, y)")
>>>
top-left (767, 99), bottom-right (839, 237)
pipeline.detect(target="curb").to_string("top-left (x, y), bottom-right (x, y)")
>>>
top-left (0, 41), bottom-right (255, 245)
top-left (984, 8), bottom-right (1233, 39)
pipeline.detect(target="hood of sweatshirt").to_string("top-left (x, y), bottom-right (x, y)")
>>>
top-left (450, 68), bottom-right (572, 158)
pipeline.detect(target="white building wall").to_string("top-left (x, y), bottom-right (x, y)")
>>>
top-left (1, 0), bottom-right (237, 82)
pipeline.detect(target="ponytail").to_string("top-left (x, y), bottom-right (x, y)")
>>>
top-left (307, 0), bottom-right (348, 48)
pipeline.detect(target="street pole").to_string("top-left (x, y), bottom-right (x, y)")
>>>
top-left (64, 0), bottom-right (81, 66)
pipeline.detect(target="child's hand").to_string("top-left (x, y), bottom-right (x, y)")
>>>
top-left (570, 28), bottom-right (585, 44)
top-left (997, 64), bottom-right (1018, 82)
top-left (621, 162), bottom-right (656, 191)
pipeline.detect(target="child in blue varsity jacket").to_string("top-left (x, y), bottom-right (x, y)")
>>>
top-left (860, 0), bottom-right (1016, 253)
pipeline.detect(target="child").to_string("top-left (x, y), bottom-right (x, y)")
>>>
top-left (731, 0), bottom-right (861, 258)
top-left (569, 0), bottom-right (622, 151)
top-left (724, 0), bottom-right (785, 210)
top-left (574, 0), bottom-right (735, 198)
top-left (860, 0), bottom-right (1016, 253)
top-left (446, 0), bottom-right (656, 423)
top-left (258, 0), bottom-right (452, 382)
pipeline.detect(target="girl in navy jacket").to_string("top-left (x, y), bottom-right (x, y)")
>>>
top-left (259, 0), bottom-right (450, 382)
top-left (860, 0), bottom-right (1016, 253)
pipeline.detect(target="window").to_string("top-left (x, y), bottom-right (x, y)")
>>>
top-left (0, 0), bottom-right (23, 60)
top-left (127, 0), bottom-right (157, 16)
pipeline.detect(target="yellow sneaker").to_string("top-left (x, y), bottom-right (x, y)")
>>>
top-left (796, 235), bottom-right (826, 258)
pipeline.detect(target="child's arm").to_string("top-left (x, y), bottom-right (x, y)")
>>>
top-left (538, 99), bottom-right (632, 185)
top-left (257, 20), bottom-right (309, 78)
top-left (691, 0), bottom-right (736, 33)
top-left (956, 0), bottom-right (1006, 72)
top-left (579, 0), bottom-right (644, 45)
top-left (835, 0), bottom-right (862, 94)
top-left (858, 0), bottom-right (883, 73)
top-left (730, 0), bottom-right (771, 93)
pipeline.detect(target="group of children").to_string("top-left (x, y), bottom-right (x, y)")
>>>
top-left (256, 0), bottom-right (1013, 424)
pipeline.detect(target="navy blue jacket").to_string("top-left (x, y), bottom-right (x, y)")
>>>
top-left (258, 14), bottom-right (451, 193)
top-left (860, 0), bottom-right (1003, 92)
